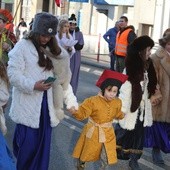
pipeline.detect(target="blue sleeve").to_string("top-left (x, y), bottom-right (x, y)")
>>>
top-left (103, 29), bottom-right (111, 43)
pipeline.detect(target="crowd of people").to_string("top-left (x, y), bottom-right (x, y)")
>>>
top-left (0, 7), bottom-right (170, 170)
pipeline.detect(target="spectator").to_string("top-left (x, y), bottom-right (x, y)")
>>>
top-left (103, 21), bottom-right (120, 70)
top-left (69, 14), bottom-right (84, 95)
top-left (16, 18), bottom-right (27, 39)
top-left (114, 16), bottom-right (136, 73)
top-left (17, 18), bottom-right (27, 27)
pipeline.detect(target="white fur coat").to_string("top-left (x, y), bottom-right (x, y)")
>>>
top-left (118, 72), bottom-right (153, 130)
top-left (8, 39), bottom-right (60, 128)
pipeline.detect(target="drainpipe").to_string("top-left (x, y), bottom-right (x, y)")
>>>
top-left (89, 4), bottom-right (93, 35)
top-left (20, 0), bottom-right (23, 18)
top-left (160, 0), bottom-right (165, 36)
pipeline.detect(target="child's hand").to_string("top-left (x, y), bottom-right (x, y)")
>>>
top-left (68, 106), bottom-right (76, 114)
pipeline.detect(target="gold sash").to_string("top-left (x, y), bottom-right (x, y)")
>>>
top-left (86, 117), bottom-right (112, 143)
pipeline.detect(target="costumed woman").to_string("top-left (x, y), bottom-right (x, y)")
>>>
top-left (144, 32), bottom-right (170, 164)
top-left (115, 35), bottom-right (160, 170)
top-left (56, 15), bottom-right (77, 58)
top-left (7, 12), bottom-right (66, 170)
top-left (68, 14), bottom-right (84, 95)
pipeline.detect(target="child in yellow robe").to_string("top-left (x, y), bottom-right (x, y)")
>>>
top-left (68, 69), bottom-right (128, 170)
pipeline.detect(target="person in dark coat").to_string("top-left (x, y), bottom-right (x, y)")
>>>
top-left (103, 21), bottom-right (120, 70)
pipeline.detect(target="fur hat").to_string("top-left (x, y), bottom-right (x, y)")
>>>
top-left (32, 12), bottom-right (58, 36)
top-left (131, 35), bottom-right (154, 52)
top-left (0, 9), bottom-right (13, 22)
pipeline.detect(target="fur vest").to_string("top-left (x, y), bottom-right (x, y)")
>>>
top-left (118, 73), bottom-right (153, 130)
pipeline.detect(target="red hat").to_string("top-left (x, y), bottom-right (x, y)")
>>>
top-left (96, 69), bottom-right (128, 88)
top-left (0, 9), bottom-right (13, 22)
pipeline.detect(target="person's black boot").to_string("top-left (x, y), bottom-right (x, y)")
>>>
top-left (129, 153), bottom-right (142, 170)
top-left (152, 148), bottom-right (164, 164)
top-left (129, 159), bottom-right (142, 170)
top-left (76, 160), bottom-right (86, 170)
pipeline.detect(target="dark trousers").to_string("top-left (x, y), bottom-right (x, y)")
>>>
top-left (110, 53), bottom-right (116, 71)
top-left (115, 55), bottom-right (125, 73)
top-left (109, 48), bottom-right (115, 71)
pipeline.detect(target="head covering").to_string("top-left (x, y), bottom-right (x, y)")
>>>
top-left (0, 9), bottom-right (13, 22)
top-left (32, 12), bottom-right (58, 36)
top-left (68, 13), bottom-right (77, 24)
top-left (131, 35), bottom-right (154, 52)
top-left (163, 28), bottom-right (170, 37)
top-left (96, 70), bottom-right (128, 89)
top-left (159, 33), bottom-right (170, 47)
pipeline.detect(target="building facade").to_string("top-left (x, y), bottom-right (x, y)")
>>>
top-left (3, 0), bottom-right (170, 55)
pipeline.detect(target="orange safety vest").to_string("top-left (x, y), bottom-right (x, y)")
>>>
top-left (115, 28), bottom-right (132, 57)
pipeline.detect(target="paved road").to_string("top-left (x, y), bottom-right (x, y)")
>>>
top-left (5, 62), bottom-right (170, 170)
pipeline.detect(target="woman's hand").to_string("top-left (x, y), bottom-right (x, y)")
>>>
top-left (150, 88), bottom-right (162, 106)
top-left (150, 95), bottom-right (162, 106)
top-left (34, 80), bottom-right (53, 91)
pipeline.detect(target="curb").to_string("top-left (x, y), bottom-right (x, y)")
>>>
top-left (81, 57), bottom-right (110, 70)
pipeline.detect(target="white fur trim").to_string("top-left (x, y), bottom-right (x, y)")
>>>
top-left (118, 74), bottom-right (153, 130)
top-left (63, 84), bottom-right (78, 109)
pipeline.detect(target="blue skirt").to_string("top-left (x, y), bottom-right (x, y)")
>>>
top-left (0, 130), bottom-right (16, 170)
top-left (13, 91), bottom-right (52, 170)
top-left (144, 121), bottom-right (170, 153)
